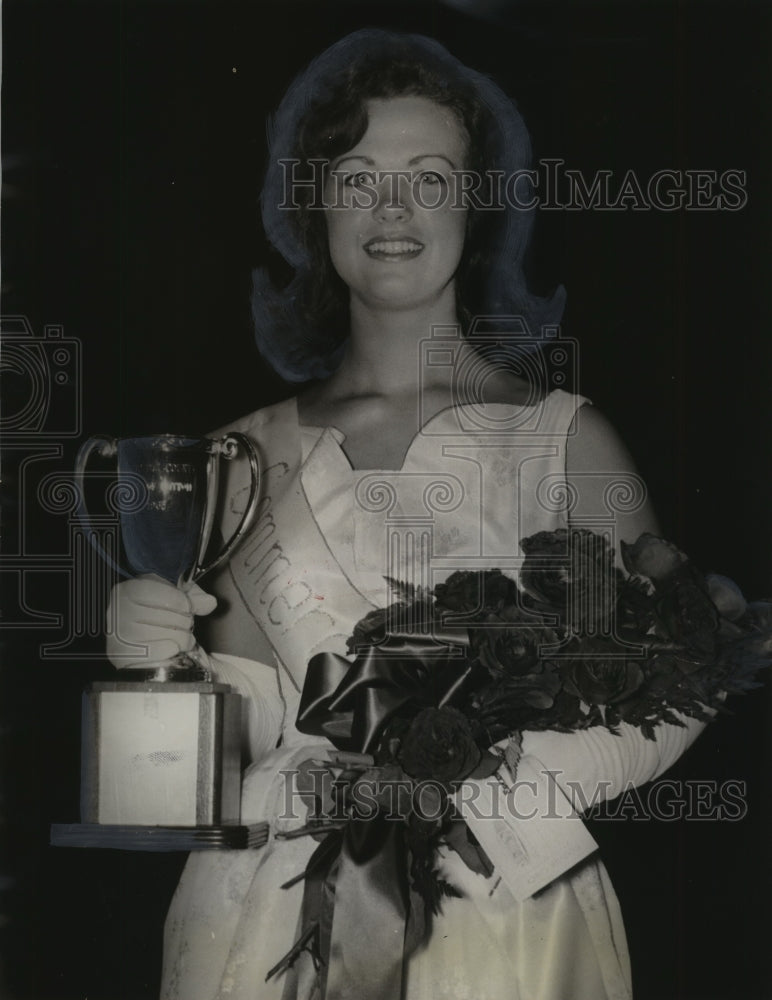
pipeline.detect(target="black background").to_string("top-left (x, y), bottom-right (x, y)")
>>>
top-left (2, 1), bottom-right (771, 997)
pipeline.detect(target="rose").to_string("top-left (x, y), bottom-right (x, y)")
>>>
top-left (561, 639), bottom-right (645, 705)
top-left (520, 528), bottom-right (617, 628)
top-left (398, 707), bottom-right (481, 784)
top-left (472, 620), bottom-right (562, 709)
top-left (621, 533), bottom-right (686, 582)
top-left (706, 574), bottom-right (747, 622)
top-left (656, 565), bottom-right (720, 661)
top-left (564, 662), bottom-right (644, 706)
top-left (616, 575), bottom-right (658, 634)
top-left (474, 622), bottom-right (557, 674)
top-left (434, 570), bottom-right (517, 617)
top-left (519, 530), bottom-right (572, 606)
top-left (619, 541), bottom-right (721, 662)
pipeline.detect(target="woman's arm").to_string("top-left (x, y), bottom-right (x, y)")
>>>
top-left (565, 403), bottom-right (660, 543)
top-left (459, 400), bottom-right (710, 896)
top-left (520, 711), bottom-right (708, 810)
top-left (201, 564), bottom-right (286, 761)
top-left (532, 401), bottom-right (707, 800)
top-left (205, 652), bottom-right (285, 764)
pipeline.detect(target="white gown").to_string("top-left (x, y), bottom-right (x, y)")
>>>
top-left (161, 392), bottom-right (704, 1000)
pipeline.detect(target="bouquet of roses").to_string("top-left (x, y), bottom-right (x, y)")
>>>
top-left (270, 530), bottom-right (771, 991)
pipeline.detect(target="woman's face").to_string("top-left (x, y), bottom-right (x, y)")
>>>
top-left (324, 96), bottom-right (469, 313)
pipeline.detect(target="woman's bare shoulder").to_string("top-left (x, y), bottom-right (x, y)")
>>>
top-left (565, 402), bottom-right (660, 539)
top-left (565, 403), bottom-right (636, 471)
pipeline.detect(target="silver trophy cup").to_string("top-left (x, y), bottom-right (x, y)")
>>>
top-left (76, 432), bottom-right (259, 679)
top-left (51, 432), bottom-right (268, 849)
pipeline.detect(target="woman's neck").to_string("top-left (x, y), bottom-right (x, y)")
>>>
top-left (297, 287), bottom-right (534, 436)
top-left (332, 293), bottom-right (459, 397)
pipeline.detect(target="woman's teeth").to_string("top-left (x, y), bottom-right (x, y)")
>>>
top-left (365, 240), bottom-right (423, 255)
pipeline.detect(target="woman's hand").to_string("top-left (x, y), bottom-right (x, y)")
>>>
top-left (105, 575), bottom-right (217, 669)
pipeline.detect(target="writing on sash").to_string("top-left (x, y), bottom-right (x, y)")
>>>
top-left (235, 464), bottom-right (335, 640)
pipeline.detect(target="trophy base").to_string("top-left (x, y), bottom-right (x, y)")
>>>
top-left (81, 680), bottom-right (242, 828)
top-left (50, 822), bottom-right (269, 852)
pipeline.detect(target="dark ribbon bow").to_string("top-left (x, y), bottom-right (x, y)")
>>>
top-left (297, 623), bottom-right (471, 754)
top-left (269, 624), bottom-right (471, 1000)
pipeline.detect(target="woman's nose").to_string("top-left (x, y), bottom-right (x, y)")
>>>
top-left (373, 174), bottom-right (414, 222)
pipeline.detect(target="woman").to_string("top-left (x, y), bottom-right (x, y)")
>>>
top-left (109, 30), bottom-right (706, 1000)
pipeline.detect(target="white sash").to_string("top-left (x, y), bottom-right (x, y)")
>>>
top-left (222, 399), bottom-right (376, 691)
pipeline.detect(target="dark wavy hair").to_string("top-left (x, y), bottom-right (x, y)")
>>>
top-left (252, 29), bottom-right (565, 382)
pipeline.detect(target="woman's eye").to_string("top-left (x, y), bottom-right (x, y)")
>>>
top-left (417, 171), bottom-right (446, 186)
top-left (343, 171), bottom-right (374, 188)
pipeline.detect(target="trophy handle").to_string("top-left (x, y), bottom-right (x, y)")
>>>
top-left (193, 431), bottom-right (261, 581)
top-left (74, 434), bottom-right (133, 579)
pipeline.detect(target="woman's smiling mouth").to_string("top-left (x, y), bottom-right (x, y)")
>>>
top-left (363, 237), bottom-right (425, 260)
